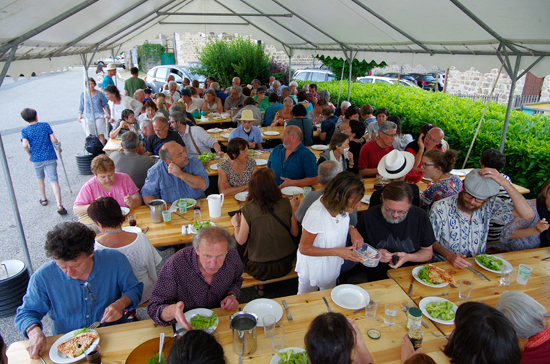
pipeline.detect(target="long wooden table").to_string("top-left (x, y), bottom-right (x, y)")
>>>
top-left (7, 279), bottom-right (451, 364)
top-left (386, 247), bottom-right (550, 335)
top-left (210, 126), bottom-right (321, 144)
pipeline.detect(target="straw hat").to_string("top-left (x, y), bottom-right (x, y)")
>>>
top-left (105, 63), bottom-right (117, 71)
top-left (238, 109), bottom-right (258, 122)
top-left (377, 150), bottom-right (415, 179)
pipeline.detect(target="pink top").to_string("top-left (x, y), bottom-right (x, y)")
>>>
top-left (74, 172), bottom-right (138, 207)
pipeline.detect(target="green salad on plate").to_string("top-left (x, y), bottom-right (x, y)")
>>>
top-left (476, 254), bottom-right (503, 271)
top-left (425, 300), bottom-right (455, 321)
top-left (278, 350), bottom-right (309, 364)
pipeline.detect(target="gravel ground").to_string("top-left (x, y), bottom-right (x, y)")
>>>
top-left (0, 68), bottom-right (309, 350)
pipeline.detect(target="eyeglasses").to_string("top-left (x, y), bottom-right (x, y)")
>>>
top-left (83, 281), bottom-right (96, 301)
top-left (383, 203), bottom-right (409, 216)
top-left (463, 191), bottom-right (488, 203)
top-left (426, 134), bottom-right (442, 144)
top-left (421, 163), bottom-right (437, 168)
top-left (153, 125), bottom-right (167, 132)
top-left (381, 131), bottom-right (397, 138)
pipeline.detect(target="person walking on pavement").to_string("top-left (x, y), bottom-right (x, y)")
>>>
top-left (20, 108), bottom-right (67, 215)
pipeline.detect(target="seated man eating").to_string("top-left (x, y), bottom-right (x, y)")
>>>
top-left (141, 141), bottom-right (209, 204)
top-left (15, 222), bottom-right (143, 359)
top-left (148, 226), bottom-right (243, 330)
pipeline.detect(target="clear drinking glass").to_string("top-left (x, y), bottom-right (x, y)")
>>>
top-left (459, 280), bottom-right (474, 300)
top-left (500, 267), bottom-right (515, 286)
top-left (271, 327), bottom-right (285, 352)
top-left (384, 304), bottom-right (398, 326)
top-left (365, 299), bottom-right (379, 319)
top-left (194, 209), bottom-right (202, 222)
top-left (263, 314), bottom-right (276, 337)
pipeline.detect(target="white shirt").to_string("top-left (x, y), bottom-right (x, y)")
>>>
top-left (179, 125), bottom-right (217, 156)
top-left (163, 90), bottom-right (181, 103)
top-left (185, 98), bottom-right (204, 113)
top-left (295, 198), bottom-right (350, 288)
top-left (109, 96), bottom-right (142, 122)
top-left (137, 111), bottom-right (164, 128)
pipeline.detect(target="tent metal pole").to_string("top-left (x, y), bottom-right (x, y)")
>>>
top-left (288, 53), bottom-right (292, 86)
top-left (517, 55), bottom-right (545, 80)
top-left (0, 132), bottom-right (33, 275)
top-left (0, 0), bottom-right (98, 55)
top-left (337, 55), bottom-right (346, 106)
top-left (158, 11), bottom-right (292, 17)
top-left (347, 51), bottom-right (357, 102)
top-left (0, 46), bottom-right (18, 87)
top-left (499, 55), bottom-right (522, 152)
top-left (81, 54), bottom-right (99, 136)
top-left (461, 62), bottom-right (504, 169)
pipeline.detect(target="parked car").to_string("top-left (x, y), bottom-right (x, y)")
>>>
top-left (292, 69), bottom-right (335, 83)
top-left (95, 56), bottom-right (125, 68)
top-left (144, 65), bottom-right (206, 93)
top-left (381, 73), bottom-right (417, 84)
top-left (408, 73), bottom-right (437, 91)
top-left (427, 71), bottom-right (445, 91)
top-left (356, 76), bottom-right (420, 88)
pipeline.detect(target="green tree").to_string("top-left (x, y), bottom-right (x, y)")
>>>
top-left (137, 42), bottom-right (165, 72)
top-left (193, 36), bottom-right (271, 87)
top-left (314, 55), bottom-right (387, 81)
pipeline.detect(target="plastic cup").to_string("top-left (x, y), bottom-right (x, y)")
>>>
top-left (162, 210), bottom-right (171, 224)
top-left (384, 304), bottom-right (398, 326)
top-left (263, 314), bottom-right (277, 337)
top-left (271, 327), bottom-right (285, 352)
top-left (500, 267), bottom-right (515, 286)
top-left (303, 187), bottom-right (312, 196)
top-left (365, 299), bottom-right (379, 319)
top-left (194, 209), bottom-right (202, 222)
top-left (459, 280), bottom-right (474, 300)
top-left (516, 264), bottom-right (533, 285)
top-left (177, 201), bottom-right (187, 214)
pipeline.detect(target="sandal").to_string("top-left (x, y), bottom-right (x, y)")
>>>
top-left (40, 199), bottom-right (48, 206)
top-left (57, 206), bottom-right (68, 215)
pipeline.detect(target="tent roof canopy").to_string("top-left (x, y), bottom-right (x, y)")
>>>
top-left (1, 0), bottom-right (550, 77)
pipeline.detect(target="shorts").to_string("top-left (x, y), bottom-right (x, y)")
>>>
top-left (85, 117), bottom-right (107, 136)
top-left (32, 160), bottom-right (58, 182)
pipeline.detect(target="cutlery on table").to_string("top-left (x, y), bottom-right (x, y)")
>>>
top-left (322, 297), bottom-right (332, 312)
top-left (88, 321), bottom-right (100, 330)
top-left (467, 266), bottom-right (491, 281)
top-left (431, 331), bottom-right (449, 339)
top-left (38, 355), bottom-right (47, 364)
top-left (282, 300), bottom-right (293, 321)
top-left (408, 276), bottom-right (414, 296)
top-left (403, 302), bottom-right (429, 328)
top-left (420, 292), bottom-right (449, 299)
top-left (158, 333), bottom-right (165, 363)
top-left (143, 227), bottom-right (149, 234)
top-left (541, 256), bottom-right (550, 261)
top-left (174, 211), bottom-right (188, 220)
top-left (449, 282), bottom-right (457, 288)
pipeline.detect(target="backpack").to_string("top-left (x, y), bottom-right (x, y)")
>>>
top-left (85, 135), bottom-right (104, 156)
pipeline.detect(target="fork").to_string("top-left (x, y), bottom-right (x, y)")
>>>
top-left (420, 292), bottom-right (449, 299)
top-left (88, 321), bottom-right (100, 330)
top-left (450, 283), bottom-right (458, 288)
top-left (431, 332), bottom-right (450, 339)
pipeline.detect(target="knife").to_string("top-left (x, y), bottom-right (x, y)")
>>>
top-left (467, 266), bottom-right (491, 281)
top-left (403, 302), bottom-right (429, 328)
top-left (174, 211), bottom-right (188, 220)
top-left (322, 297), bottom-right (332, 312)
top-left (143, 227), bottom-right (149, 234)
top-left (408, 276), bottom-right (414, 296)
top-left (282, 300), bottom-right (293, 321)
top-left (541, 256), bottom-right (550, 261)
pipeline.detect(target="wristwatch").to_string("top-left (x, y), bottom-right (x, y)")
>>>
top-left (227, 293), bottom-right (237, 299)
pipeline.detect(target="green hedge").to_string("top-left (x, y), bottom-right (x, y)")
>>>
top-left (310, 81), bottom-right (550, 198)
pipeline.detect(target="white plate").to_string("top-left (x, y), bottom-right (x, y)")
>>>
top-left (263, 131), bottom-right (280, 136)
top-left (281, 186), bottom-right (304, 196)
top-left (210, 163), bottom-right (219, 170)
top-left (175, 308), bottom-right (219, 334)
top-left (475, 254), bottom-right (512, 273)
top-left (188, 221), bottom-right (216, 234)
top-left (49, 329), bottom-right (100, 363)
top-left (311, 144), bottom-right (329, 150)
top-left (255, 159), bottom-right (267, 166)
top-left (419, 297), bottom-right (458, 325)
top-left (209, 113), bottom-right (221, 117)
top-left (243, 298), bottom-right (283, 327)
top-left (120, 207), bottom-right (130, 216)
top-left (235, 192), bottom-right (248, 202)
top-left (270, 348), bottom-right (306, 364)
top-left (221, 133), bottom-right (231, 138)
top-left (361, 194), bottom-right (371, 204)
top-left (330, 284), bottom-right (370, 310)
top-left (170, 198), bottom-right (197, 210)
top-left (207, 128), bottom-right (222, 133)
top-left (412, 266), bottom-right (449, 288)
top-left (122, 226), bottom-right (142, 233)
top-left (450, 169), bottom-right (469, 176)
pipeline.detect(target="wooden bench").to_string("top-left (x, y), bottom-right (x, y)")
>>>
top-left (241, 260), bottom-right (298, 289)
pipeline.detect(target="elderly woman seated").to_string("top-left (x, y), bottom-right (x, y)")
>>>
top-left (73, 155), bottom-right (142, 214)
top-left (217, 138), bottom-right (257, 196)
top-left (316, 133), bottom-right (353, 172)
top-left (497, 291), bottom-right (550, 364)
top-left (88, 197), bottom-right (161, 304)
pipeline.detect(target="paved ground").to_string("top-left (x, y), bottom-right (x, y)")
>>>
top-left (0, 68), bottom-right (315, 349)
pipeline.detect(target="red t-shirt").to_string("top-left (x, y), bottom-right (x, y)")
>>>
top-left (358, 140), bottom-right (394, 170)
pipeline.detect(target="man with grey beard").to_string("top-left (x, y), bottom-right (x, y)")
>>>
top-left (355, 181), bottom-right (435, 281)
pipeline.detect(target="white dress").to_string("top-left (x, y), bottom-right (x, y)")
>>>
top-left (295, 198), bottom-right (350, 288)
top-left (94, 232), bottom-right (162, 304)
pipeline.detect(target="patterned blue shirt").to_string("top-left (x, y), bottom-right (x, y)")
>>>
top-left (79, 90), bottom-right (108, 120)
top-left (267, 143), bottom-right (318, 185)
top-left (228, 125), bottom-right (263, 147)
top-left (264, 102), bottom-right (283, 126)
top-left (140, 156), bottom-right (209, 203)
top-left (21, 122), bottom-right (57, 162)
top-left (429, 194), bottom-right (514, 259)
top-left (15, 249), bottom-right (143, 336)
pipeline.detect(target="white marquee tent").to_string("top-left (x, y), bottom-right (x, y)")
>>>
top-left (1, 0), bottom-right (550, 271)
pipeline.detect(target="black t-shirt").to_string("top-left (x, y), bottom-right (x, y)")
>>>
top-left (146, 129), bottom-right (185, 155)
top-left (356, 204), bottom-right (435, 281)
top-left (369, 184), bottom-right (421, 208)
top-left (348, 139), bottom-right (365, 174)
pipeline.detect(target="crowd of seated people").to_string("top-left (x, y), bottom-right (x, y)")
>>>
top-left (13, 74), bottom-right (548, 364)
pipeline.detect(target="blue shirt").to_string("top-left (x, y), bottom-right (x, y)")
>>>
top-left (102, 75), bottom-right (114, 90)
top-left (15, 249), bottom-right (143, 336)
top-left (21, 122), bottom-right (57, 162)
top-left (140, 156), bottom-right (209, 203)
top-left (286, 118), bottom-right (314, 146)
top-left (321, 115), bottom-right (338, 145)
top-left (267, 143), bottom-right (318, 185)
top-left (79, 90), bottom-right (108, 120)
top-left (264, 102), bottom-right (283, 126)
top-left (228, 126), bottom-right (263, 148)
top-left (215, 90), bottom-right (228, 105)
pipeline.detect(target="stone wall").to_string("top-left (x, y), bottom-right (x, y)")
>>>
top-left (541, 75), bottom-right (550, 102)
